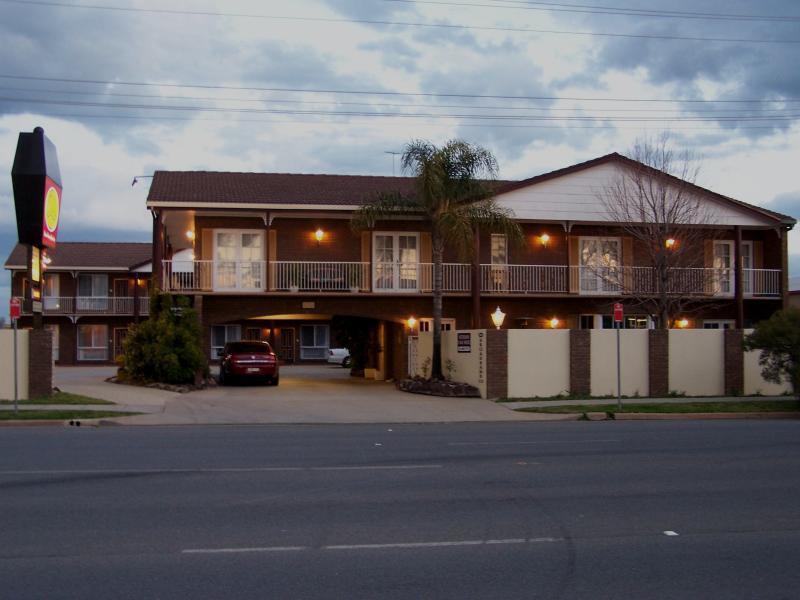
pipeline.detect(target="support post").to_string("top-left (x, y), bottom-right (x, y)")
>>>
top-left (152, 210), bottom-right (164, 290)
top-left (471, 228), bottom-right (481, 328)
top-left (734, 225), bottom-right (744, 328)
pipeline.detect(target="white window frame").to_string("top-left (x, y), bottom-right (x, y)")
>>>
top-left (578, 237), bottom-right (621, 295)
top-left (372, 232), bottom-right (420, 292)
top-left (43, 273), bottom-right (60, 311)
top-left (300, 324), bottom-right (330, 360)
top-left (212, 229), bottom-right (266, 292)
top-left (211, 324), bottom-right (241, 359)
top-left (702, 320), bottom-right (736, 330)
top-left (77, 324), bottom-right (108, 361)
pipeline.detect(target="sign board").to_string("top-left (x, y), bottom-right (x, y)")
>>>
top-left (457, 332), bottom-right (472, 353)
top-left (9, 297), bottom-right (21, 320)
top-left (613, 302), bottom-right (624, 323)
top-left (11, 127), bottom-right (62, 248)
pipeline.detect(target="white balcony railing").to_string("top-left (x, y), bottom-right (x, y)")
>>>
top-left (159, 261), bottom-right (782, 297)
top-left (139, 296), bottom-right (150, 315)
top-left (272, 261), bottom-right (370, 292)
top-left (15, 296), bottom-right (145, 315)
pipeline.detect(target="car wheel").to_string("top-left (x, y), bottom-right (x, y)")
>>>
top-left (270, 375), bottom-right (280, 386)
top-left (218, 368), bottom-right (226, 385)
top-left (342, 356), bottom-right (351, 368)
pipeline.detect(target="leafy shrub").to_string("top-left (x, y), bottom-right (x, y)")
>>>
top-left (122, 293), bottom-right (206, 384)
top-left (744, 308), bottom-right (800, 398)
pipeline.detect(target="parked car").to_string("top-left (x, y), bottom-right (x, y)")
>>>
top-left (328, 348), bottom-right (351, 367)
top-left (218, 341), bottom-right (279, 386)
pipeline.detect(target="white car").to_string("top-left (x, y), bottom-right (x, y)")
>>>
top-left (328, 348), bottom-right (351, 367)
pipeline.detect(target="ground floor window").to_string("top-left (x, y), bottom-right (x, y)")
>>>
top-left (45, 324), bottom-right (59, 361)
top-left (703, 320), bottom-right (735, 329)
top-left (419, 318), bottom-right (455, 332)
top-left (211, 325), bottom-right (241, 358)
top-left (77, 324), bottom-right (108, 361)
top-left (300, 324), bottom-right (329, 360)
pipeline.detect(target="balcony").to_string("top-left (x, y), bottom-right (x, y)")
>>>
top-left (159, 261), bottom-right (782, 298)
top-left (17, 296), bottom-right (150, 316)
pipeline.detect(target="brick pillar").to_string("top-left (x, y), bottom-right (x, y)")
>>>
top-left (648, 329), bottom-right (669, 397)
top-left (485, 329), bottom-right (508, 399)
top-left (724, 329), bottom-right (744, 396)
top-left (569, 329), bottom-right (591, 395)
top-left (28, 329), bottom-right (53, 399)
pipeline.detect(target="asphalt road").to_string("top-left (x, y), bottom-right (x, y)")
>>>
top-left (0, 420), bottom-right (798, 599)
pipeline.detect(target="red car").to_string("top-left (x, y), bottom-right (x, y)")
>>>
top-left (218, 341), bottom-right (279, 386)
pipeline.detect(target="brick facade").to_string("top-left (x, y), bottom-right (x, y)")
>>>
top-left (648, 329), bottom-right (669, 397)
top-left (724, 329), bottom-right (745, 396)
top-left (485, 329), bottom-right (508, 398)
top-left (569, 329), bottom-right (591, 395)
top-left (28, 328), bottom-right (53, 398)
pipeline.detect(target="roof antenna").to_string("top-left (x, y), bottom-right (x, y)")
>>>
top-left (131, 174), bottom-right (154, 187)
top-left (384, 151), bottom-right (401, 176)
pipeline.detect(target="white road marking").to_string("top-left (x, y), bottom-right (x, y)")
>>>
top-left (448, 439), bottom-right (619, 446)
top-left (0, 464), bottom-right (442, 476)
top-left (663, 531), bottom-right (679, 536)
top-left (182, 537), bottom-right (563, 555)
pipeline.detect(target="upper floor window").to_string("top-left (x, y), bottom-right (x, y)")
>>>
top-left (213, 230), bottom-right (265, 291)
top-left (579, 237), bottom-right (620, 294)
top-left (491, 234), bottom-right (507, 265)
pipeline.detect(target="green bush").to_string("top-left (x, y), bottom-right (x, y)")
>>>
top-left (743, 308), bottom-right (800, 398)
top-left (122, 293), bottom-right (207, 384)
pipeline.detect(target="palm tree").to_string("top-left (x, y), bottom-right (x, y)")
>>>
top-left (352, 139), bottom-right (522, 380)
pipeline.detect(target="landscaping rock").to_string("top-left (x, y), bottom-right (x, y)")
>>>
top-left (397, 377), bottom-right (481, 398)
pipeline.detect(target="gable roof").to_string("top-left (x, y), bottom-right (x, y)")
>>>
top-left (147, 171), bottom-right (419, 207)
top-left (4, 242), bottom-right (152, 271)
top-left (494, 153), bottom-right (796, 227)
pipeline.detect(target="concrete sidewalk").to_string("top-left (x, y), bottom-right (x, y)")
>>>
top-left (504, 396), bottom-right (795, 410)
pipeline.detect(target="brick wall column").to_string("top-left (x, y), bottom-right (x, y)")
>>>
top-left (569, 329), bottom-right (591, 395)
top-left (724, 329), bottom-right (744, 396)
top-left (485, 329), bottom-right (508, 399)
top-left (648, 329), bottom-right (669, 397)
top-left (28, 329), bottom-right (53, 398)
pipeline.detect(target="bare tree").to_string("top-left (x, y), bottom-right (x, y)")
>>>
top-left (597, 134), bottom-right (719, 328)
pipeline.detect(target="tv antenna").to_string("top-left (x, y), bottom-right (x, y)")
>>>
top-left (384, 151), bottom-right (401, 176)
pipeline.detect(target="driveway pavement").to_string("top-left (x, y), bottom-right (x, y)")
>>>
top-left (54, 365), bottom-right (546, 425)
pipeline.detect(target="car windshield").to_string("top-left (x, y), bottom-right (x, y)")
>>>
top-left (226, 342), bottom-right (272, 354)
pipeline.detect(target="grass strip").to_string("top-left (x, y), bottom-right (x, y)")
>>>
top-left (0, 392), bottom-right (113, 406)
top-left (0, 411), bottom-right (139, 421)
top-left (518, 401), bottom-right (800, 414)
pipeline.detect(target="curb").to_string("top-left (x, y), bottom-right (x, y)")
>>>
top-left (613, 412), bottom-right (800, 420)
top-left (0, 420), bottom-right (68, 428)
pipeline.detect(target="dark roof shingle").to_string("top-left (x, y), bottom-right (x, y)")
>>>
top-left (4, 242), bottom-right (152, 270)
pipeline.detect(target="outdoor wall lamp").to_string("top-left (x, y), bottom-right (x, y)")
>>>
top-left (676, 318), bottom-right (689, 329)
top-left (491, 306), bottom-right (506, 330)
top-left (665, 238), bottom-right (676, 249)
top-left (407, 316), bottom-right (417, 331)
top-left (539, 233), bottom-right (550, 247)
top-left (315, 228), bottom-right (325, 244)
top-left (549, 317), bottom-right (560, 329)
top-left (186, 230), bottom-right (195, 241)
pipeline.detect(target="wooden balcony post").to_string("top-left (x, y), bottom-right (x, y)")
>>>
top-left (471, 228), bottom-right (481, 328)
top-left (734, 226), bottom-right (744, 328)
top-left (152, 210), bottom-right (164, 290)
top-left (133, 275), bottom-right (140, 323)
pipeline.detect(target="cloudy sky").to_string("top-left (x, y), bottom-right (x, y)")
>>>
top-left (1, 0), bottom-right (799, 315)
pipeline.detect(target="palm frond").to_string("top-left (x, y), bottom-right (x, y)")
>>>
top-left (350, 192), bottom-right (421, 233)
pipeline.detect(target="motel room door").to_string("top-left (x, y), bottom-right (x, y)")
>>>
top-left (278, 328), bottom-right (295, 363)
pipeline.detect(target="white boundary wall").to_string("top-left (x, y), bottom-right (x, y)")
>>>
top-left (508, 330), bottom-right (570, 398)
top-left (0, 329), bottom-right (30, 400)
top-left (590, 330), bottom-right (649, 397)
top-left (743, 329), bottom-right (792, 395)
top-left (668, 330), bottom-right (725, 396)
top-left (412, 330), bottom-right (487, 398)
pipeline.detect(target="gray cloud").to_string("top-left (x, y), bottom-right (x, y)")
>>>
top-left (767, 191), bottom-right (800, 218)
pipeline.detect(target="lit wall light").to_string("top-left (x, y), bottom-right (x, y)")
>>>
top-left (491, 306), bottom-right (506, 330)
top-left (539, 233), bottom-right (551, 247)
top-left (676, 318), bottom-right (689, 329)
top-left (315, 228), bottom-right (325, 244)
top-left (549, 317), bottom-right (560, 329)
top-left (665, 238), bottom-right (676, 249)
top-left (407, 316), bottom-right (417, 331)
top-left (186, 230), bottom-right (196, 241)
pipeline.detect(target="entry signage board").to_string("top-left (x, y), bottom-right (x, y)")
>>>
top-left (613, 303), bottom-right (624, 323)
top-left (457, 332), bottom-right (472, 353)
top-left (9, 297), bottom-right (21, 320)
top-left (11, 127), bottom-right (62, 249)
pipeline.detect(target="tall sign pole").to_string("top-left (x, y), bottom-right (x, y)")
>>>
top-left (10, 297), bottom-right (21, 414)
top-left (614, 302), bottom-right (624, 411)
top-left (11, 126), bottom-right (62, 330)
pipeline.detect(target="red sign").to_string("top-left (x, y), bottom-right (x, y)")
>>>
top-left (613, 302), bottom-right (624, 323)
top-left (41, 176), bottom-right (61, 248)
top-left (9, 297), bottom-right (21, 320)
